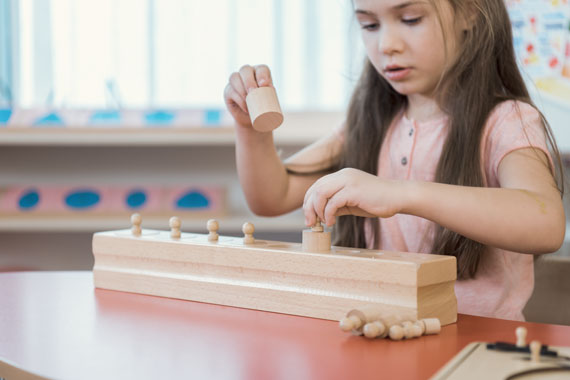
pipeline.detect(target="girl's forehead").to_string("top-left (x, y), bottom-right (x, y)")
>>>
top-left (353, 0), bottom-right (432, 12)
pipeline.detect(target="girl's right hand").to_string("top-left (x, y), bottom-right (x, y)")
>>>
top-left (224, 64), bottom-right (274, 129)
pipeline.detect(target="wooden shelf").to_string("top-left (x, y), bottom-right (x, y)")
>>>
top-left (0, 210), bottom-right (306, 233)
top-left (0, 111), bottom-right (344, 146)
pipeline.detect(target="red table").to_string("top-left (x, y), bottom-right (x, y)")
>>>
top-left (1, 271), bottom-right (569, 380)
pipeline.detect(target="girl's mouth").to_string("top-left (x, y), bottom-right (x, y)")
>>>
top-left (385, 67), bottom-right (411, 81)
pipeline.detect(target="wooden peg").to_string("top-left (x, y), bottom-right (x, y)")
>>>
top-left (515, 326), bottom-right (527, 348)
top-left (530, 340), bottom-right (541, 363)
top-left (339, 315), bottom-right (363, 332)
top-left (131, 213), bottom-right (142, 237)
top-left (363, 320), bottom-right (387, 339)
top-left (242, 222), bottom-right (255, 244)
top-left (245, 86), bottom-right (283, 132)
top-left (302, 220), bottom-right (331, 253)
top-left (420, 318), bottom-right (441, 335)
top-left (339, 306), bottom-right (403, 336)
top-left (388, 325), bottom-right (405, 341)
top-left (169, 216), bottom-right (181, 239)
top-left (401, 321), bottom-right (416, 339)
top-left (207, 219), bottom-right (219, 242)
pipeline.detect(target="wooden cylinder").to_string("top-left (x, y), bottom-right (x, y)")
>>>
top-left (246, 87), bottom-right (283, 132)
top-left (302, 229), bottom-right (331, 252)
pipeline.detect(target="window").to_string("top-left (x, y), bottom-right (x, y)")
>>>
top-left (12, 0), bottom-right (363, 110)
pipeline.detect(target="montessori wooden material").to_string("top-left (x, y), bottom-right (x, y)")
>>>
top-left (301, 220), bottom-right (331, 252)
top-left (92, 217), bottom-right (457, 324)
top-left (431, 339), bottom-right (570, 379)
top-left (340, 305), bottom-right (441, 340)
top-left (245, 86), bottom-right (283, 132)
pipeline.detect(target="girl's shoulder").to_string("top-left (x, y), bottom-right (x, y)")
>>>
top-left (485, 100), bottom-right (541, 133)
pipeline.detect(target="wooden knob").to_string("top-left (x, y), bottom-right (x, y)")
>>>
top-left (207, 219), bottom-right (219, 242)
top-left (245, 87), bottom-right (283, 132)
top-left (207, 219), bottom-right (219, 232)
top-left (242, 222), bottom-right (254, 236)
top-left (169, 216), bottom-right (181, 229)
top-left (515, 326), bottom-right (527, 348)
top-left (530, 340), bottom-right (541, 363)
top-left (339, 315), bottom-right (362, 332)
top-left (131, 213), bottom-right (142, 226)
top-left (363, 321), bottom-right (386, 339)
top-left (388, 325), bottom-right (405, 341)
top-left (169, 216), bottom-right (181, 239)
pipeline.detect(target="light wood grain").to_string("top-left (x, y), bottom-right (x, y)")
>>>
top-left (92, 229), bottom-right (458, 325)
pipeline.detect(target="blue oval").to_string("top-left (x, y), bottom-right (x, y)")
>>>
top-left (176, 191), bottom-right (210, 209)
top-left (126, 190), bottom-right (147, 208)
top-left (19, 190), bottom-right (40, 210)
top-left (65, 190), bottom-right (100, 209)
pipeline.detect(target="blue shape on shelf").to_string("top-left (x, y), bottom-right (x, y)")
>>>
top-left (34, 112), bottom-right (64, 127)
top-left (176, 190), bottom-right (210, 209)
top-left (126, 190), bottom-right (147, 209)
top-left (204, 109), bottom-right (221, 126)
top-left (0, 109), bottom-right (12, 125)
top-left (19, 189), bottom-right (40, 210)
top-left (65, 190), bottom-right (100, 209)
top-left (89, 110), bottom-right (121, 125)
top-left (145, 110), bottom-right (175, 126)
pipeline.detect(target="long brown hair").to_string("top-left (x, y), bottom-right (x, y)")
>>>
top-left (334, 0), bottom-right (564, 279)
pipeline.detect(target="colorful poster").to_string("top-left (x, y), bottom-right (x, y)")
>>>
top-left (506, 0), bottom-right (570, 78)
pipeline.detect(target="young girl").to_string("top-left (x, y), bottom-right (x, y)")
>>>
top-left (223, 0), bottom-right (565, 321)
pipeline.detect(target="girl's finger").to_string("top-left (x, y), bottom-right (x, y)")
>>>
top-left (229, 71), bottom-right (247, 99)
top-left (238, 65), bottom-right (258, 94)
top-left (254, 64), bottom-right (273, 87)
top-left (323, 189), bottom-right (349, 226)
top-left (224, 84), bottom-right (248, 114)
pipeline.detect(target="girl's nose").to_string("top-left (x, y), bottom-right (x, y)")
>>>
top-left (378, 29), bottom-right (404, 55)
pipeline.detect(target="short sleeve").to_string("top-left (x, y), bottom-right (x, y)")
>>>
top-left (481, 101), bottom-right (553, 188)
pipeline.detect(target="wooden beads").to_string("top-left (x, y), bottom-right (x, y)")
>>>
top-left (339, 306), bottom-right (441, 341)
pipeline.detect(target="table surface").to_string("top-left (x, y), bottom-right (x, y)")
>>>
top-left (1, 271), bottom-right (569, 380)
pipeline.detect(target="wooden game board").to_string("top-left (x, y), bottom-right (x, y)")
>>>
top-left (431, 341), bottom-right (570, 379)
top-left (92, 224), bottom-right (458, 325)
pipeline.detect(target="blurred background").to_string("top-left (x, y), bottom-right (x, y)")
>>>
top-left (0, 0), bottom-right (569, 324)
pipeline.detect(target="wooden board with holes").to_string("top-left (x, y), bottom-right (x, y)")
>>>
top-left (430, 341), bottom-right (570, 380)
top-left (92, 227), bottom-right (458, 325)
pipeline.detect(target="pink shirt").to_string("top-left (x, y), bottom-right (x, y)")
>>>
top-left (369, 101), bottom-right (550, 321)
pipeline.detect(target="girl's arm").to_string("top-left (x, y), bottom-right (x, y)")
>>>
top-left (304, 147), bottom-right (565, 254)
top-left (225, 64), bottom-right (340, 216)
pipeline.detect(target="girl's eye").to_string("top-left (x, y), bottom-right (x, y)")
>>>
top-left (402, 17), bottom-right (422, 25)
top-left (361, 23), bottom-right (379, 31)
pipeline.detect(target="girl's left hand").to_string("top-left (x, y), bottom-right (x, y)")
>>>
top-left (303, 168), bottom-right (407, 227)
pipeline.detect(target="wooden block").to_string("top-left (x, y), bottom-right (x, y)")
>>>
top-left (92, 228), bottom-right (458, 325)
top-left (245, 87), bottom-right (283, 132)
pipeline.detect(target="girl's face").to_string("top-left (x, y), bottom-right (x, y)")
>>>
top-left (354, 0), bottom-right (462, 98)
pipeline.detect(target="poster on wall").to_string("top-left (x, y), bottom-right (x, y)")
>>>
top-left (506, 0), bottom-right (570, 78)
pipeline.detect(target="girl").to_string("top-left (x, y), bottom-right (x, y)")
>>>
top-left (223, 0), bottom-right (565, 321)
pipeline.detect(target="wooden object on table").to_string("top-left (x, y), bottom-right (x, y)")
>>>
top-left (92, 217), bottom-right (458, 324)
top-left (302, 220), bottom-right (331, 253)
top-left (169, 216), bottom-right (181, 239)
top-left (516, 326), bottom-right (527, 348)
top-left (431, 340), bottom-right (570, 379)
top-left (131, 213), bottom-right (142, 236)
top-left (207, 219), bottom-right (219, 241)
top-left (245, 86), bottom-right (283, 132)
top-left (530, 340), bottom-right (542, 363)
top-left (242, 222), bottom-right (255, 244)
